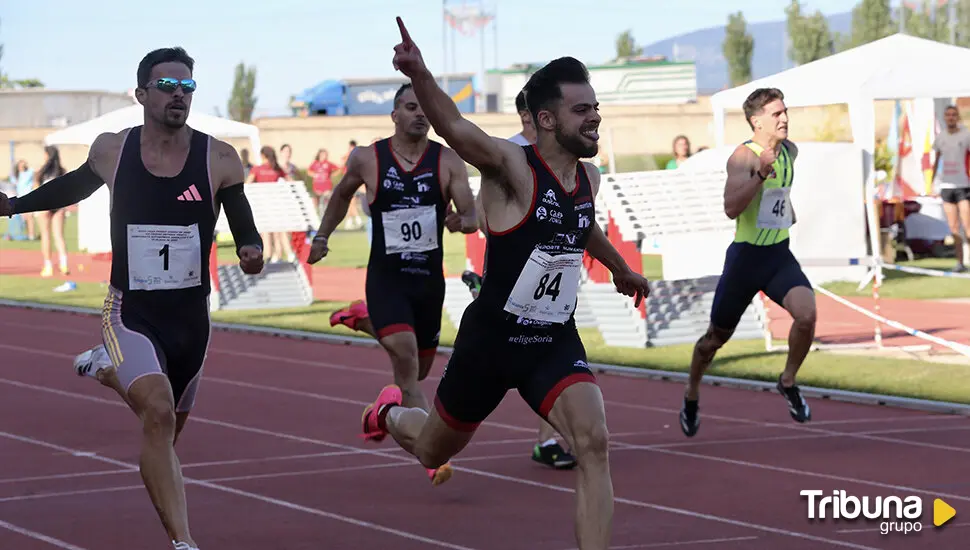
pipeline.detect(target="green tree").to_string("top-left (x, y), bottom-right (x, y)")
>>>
top-left (615, 30), bottom-right (642, 59)
top-left (723, 12), bottom-right (754, 87)
top-left (960, 0), bottom-right (970, 46)
top-left (902, 0), bottom-right (951, 41)
top-left (785, 0), bottom-right (835, 64)
top-left (227, 62), bottom-right (257, 123)
top-left (847, 0), bottom-right (896, 48)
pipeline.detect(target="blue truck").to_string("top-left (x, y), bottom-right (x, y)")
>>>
top-left (290, 74), bottom-right (476, 116)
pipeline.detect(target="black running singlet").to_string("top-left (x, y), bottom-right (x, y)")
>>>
top-left (368, 138), bottom-right (446, 277)
top-left (109, 126), bottom-right (217, 301)
top-left (476, 145), bottom-right (595, 326)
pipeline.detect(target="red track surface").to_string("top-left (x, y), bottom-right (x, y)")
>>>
top-left (0, 305), bottom-right (967, 550)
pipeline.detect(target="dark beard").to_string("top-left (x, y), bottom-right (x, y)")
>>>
top-left (555, 123), bottom-right (597, 158)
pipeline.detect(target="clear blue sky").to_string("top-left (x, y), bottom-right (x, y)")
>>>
top-left (1, 0), bottom-right (854, 118)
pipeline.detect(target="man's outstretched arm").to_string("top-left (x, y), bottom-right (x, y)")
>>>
top-left (394, 17), bottom-right (510, 177)
top-left (4, 133), bottom-right (115, 216)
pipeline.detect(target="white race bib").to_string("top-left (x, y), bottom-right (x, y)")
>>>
top-left (757, 187), bottom-right (793, 230)
top-left (382, 205), bottom-right (438, 254)
top-left (127, 223), bottom-right (203, 291)
top-left (504, 249), bottom-right (583, 323)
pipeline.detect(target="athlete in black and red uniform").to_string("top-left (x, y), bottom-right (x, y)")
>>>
top-left (307, 82), bottom-right (478, 486)
top-left (0, 48), bottom-right (263, 550)
top-left (359, 19), bottom-right (651, 549)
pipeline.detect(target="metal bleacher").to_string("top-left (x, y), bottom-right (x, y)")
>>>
top-left (212, 180), bottom-right (319, 311)
top-left (600, 170), bottom-right (767, 347)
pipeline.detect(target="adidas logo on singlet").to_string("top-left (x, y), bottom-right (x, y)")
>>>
top-left (176, 184), bottom-right (202, 202)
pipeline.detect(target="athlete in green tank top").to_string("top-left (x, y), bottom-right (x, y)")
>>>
top-left (681, 87), bottom-right (816, 441)
top-left (734, 140), bottom-right (795, 246)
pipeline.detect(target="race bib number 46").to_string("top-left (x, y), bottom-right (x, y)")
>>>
top-left (757, 187), bottom-right (793, 230)
top-left (383, 205), bottom-right (438, 254)
top-left (127, 223), bottom-right (203, 291)
top-left (504, 249), bottom-right (582, 323)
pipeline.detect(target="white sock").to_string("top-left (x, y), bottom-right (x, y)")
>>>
top-left (539, 438), bottom-right (558, 447)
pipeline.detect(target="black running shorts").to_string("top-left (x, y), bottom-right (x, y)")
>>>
top-left (101, 285), bottom-right (211, 413)
top-left (433, 301), bottom-right (597, 432)
top-left (364, 269), bottom-right (445, 356)
top-left (710, 239), bottom-right (812, 331)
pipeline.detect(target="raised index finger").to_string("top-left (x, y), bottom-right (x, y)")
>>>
top-left (396, 17), bottom-right (412, 44)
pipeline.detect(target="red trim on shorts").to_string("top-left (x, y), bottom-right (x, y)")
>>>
top-left (419, 347), bottom-right (438, 358)
top-left (376, 323), bottom-right (414, 338)
top-left (434, 395), bottom-right (480, 433)
top-left (538, 373), bottom-right (598, 418)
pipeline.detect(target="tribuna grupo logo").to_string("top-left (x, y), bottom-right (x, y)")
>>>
top-left (801, 490), bottom-right (923, 535)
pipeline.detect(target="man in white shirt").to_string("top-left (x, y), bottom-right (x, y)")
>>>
top-left (932, 105), bottom-right (970, 272)
top-left (459, 88), bottom-right (578, 470)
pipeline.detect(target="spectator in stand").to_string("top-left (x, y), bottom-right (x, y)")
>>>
top-left (309, 148), bottom-right (338, 216)
top-left (246, 145), bottom-right (293, 262)
top-left (35, 146), bottom-right (70, 276)
top-left (665, 135), bottom-right (692, 169)
top-left (4, 160), bottom-right (35, 241)
top-left (279, 143), bottom-right (298, 179)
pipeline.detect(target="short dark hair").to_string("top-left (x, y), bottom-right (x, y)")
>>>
top-left (515, 90), bottom-right (527, 113)
top-left (393, 83), bottom-right (413, 110)
top-left (945, 105), bottom-right (960, 114)
top-left (522, 57), bottom-right (590, 123)
top-left (137, 47), bottom-right (194, 88)
top-left (742, 88), bottom-right (784, 129)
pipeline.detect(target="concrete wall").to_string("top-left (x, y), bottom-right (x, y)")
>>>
top-left (0, 97), bottom-right (916, 178)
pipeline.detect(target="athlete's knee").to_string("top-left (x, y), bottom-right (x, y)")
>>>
top-left (140, 399), bottom-right (177, 441)
top-left (571, 421), bottom-right (610, 466)
top-left (696, 325), bottom-right (731, 356)
top-left (784, 287), bottom-right (817, 327)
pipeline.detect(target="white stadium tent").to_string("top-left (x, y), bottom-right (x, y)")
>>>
top-left (44, 104), bottom-right (263, 254)
top-left (709, 33), bottom-right (970, 284)
top-left (44, 103), bottom-right (261, 152)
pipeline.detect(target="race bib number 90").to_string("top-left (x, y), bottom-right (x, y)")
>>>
top-left (127, 223), bottom-right (203, 291)
top-left (504, 249), bottom-right (583, 323)
top-left (757, 187), bottom-right (793, 230)
top-left (382, 205), bottom-right (439, 254)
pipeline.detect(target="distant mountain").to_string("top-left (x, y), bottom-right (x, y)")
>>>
top-left (640, 12), bottom-right (854, 94)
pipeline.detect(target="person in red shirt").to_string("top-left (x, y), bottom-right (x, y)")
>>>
top-left (246, 146), bottom-right (290, 261)
top-left (308, 148), bottom-right (337, 215)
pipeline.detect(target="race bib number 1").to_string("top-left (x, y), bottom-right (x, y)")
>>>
top-left (382, 205), bottom-right (439, 254)
top-left (757, 187), bottom-right (793, 230)
top-left (504, 249), bottom-right (582, 323)
top-left (127, 224), bottom-right (203, 291)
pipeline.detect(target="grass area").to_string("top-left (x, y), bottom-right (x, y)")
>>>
top-left (2, 273), bottom-right (968, 406)
top-left (5, 216), bottom-right (966, 299)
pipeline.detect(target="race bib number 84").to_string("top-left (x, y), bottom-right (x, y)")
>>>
top-left (504, 250), bottom-right (582, 323)
top-left (757, 187), bottom-right (793, 230)
top-left (383, 205), bottom-right (439, 254)
top-left (127, 223), bottom-right (203, 291)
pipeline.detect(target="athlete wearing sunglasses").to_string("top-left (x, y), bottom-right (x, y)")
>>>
top-left (0, 47), bottom-right (263, 550)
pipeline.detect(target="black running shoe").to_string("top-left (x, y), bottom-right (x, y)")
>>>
top-left (531, 442), bottom-right (577, 470)
top-left (777, 375), bottom-right (811, 423)
top-left (680, 397), bottom-right (700, 437)
top-left (461, 270), bottom-right (483, 293)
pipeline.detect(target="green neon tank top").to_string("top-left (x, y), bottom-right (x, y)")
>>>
top-left (734, 140), bottom-right (795, 246)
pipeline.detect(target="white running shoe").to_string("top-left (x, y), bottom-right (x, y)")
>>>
top-left (73, 345), bottom-right (112, 379)
top-left (172, 542), bottom-right (199, 550)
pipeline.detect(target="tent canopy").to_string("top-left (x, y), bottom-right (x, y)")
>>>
top-left (44, 103), bottom-right (261, 153)
top-left (710, 33), bottom-right (970, 121)
top-left (709, 33), bottom-right (970, 281)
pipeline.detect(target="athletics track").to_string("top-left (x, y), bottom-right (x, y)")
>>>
top-left (0, 304), bottom-right (967, 549)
